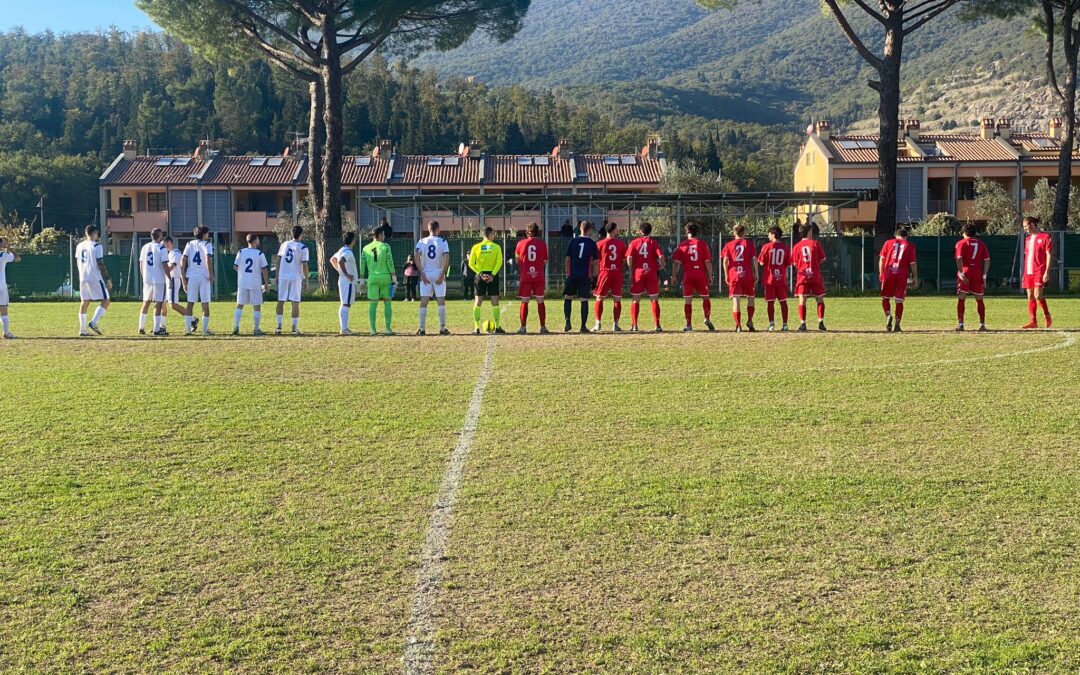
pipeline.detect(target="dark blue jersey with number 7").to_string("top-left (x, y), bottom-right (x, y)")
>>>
top-left (566, 236), bottom-right (598, 279)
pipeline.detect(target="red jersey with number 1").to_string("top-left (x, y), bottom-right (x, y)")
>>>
top-left (627, 236), bottom-right (663, 279)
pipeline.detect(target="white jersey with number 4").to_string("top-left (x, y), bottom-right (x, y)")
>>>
top-left (183, 240), bottom-right (212, 279)
top-left (76, 240), bottom-right (104, 282)
top-left (415, 235), bottom-right (449, 277)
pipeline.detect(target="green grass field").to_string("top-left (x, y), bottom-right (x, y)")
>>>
top-left (2, 297), bottom-right (1079, 673)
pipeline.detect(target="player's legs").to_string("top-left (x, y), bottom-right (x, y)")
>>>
top-left (233, 301), bottom-right (245, 333)
top-left (1034, 285), bottom-right (1051, 327)
top-left (489, 295), bottom-right (502, 332)
top-left (682, 296), bottom-right (694, 331)
top-left (796, 294), bottom-right (808, 330)
top-left (276, 299), bottom-right (286, 332)
top-left (746, 296), bottom-right (756, 331)
top-left (139, 296), bottom-right (153, 333)
top-left (200, 300), bottom-right (211, 335)
top-left (79, 298), bottom-right (92, 334)
top-left (894, 297), bottom-right (905, 329)
top-left (731, 295), bottom-right (742, 331)
top-left (418, 284), bottom-right (431, 333)
top-left (629, 293), bottom-right (641, 331)
top-left (289, 300), bottom-right (301, 334)
top-left (436, 293), bottom-right (448, 334)
top-left (649, 293), bottom-right (661, 331)
top-left (0, 304), bottom-right (10, 338)
top-left (815, 294), bottom-right (826, 330)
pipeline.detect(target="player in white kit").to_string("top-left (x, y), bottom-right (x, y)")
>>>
top-left (0, 236), bottom-right (21, 339)
top-left (181, 226), bottom-right (215, 335)
top-left (275, 225), bottom-right (309, 335)
top-left (162, 236), bottom-right (193, 334)
top-left (414, 220), bottom-right (451, 336)
top-left (330, 231), bottom-right (358, 335)
top-left (137, 228), bottom-right (169, 335)
top-left (75, 225), bottom-right (112, 336)
top-left (233, 233), bottom-right (270, 336)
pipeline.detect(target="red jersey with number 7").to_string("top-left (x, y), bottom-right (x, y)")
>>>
top-left (627, 236), bottom-right (663, 278)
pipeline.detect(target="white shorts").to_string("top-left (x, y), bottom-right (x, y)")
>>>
top-left (142, 282), bottom-right (167, 303)
top-left (278, 279), bottom-right (303, 303)
top-left (166, 279), bottom-right (181, 304)
top-left (0, 284), bottom-right (8, 306)
top-left (237, 288), bottom-right (264, 306)
top-left (80, 279), bottom-right (109, 302)
top-left (186, 278), bottom-right (212, 304)
top-left (420, 278), bottom-right (447, 299)
top-left (338, 278), bottom-right (357, 306)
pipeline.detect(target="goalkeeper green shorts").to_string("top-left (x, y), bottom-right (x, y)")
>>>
top-left (367, 275), bottom-right (392, 300)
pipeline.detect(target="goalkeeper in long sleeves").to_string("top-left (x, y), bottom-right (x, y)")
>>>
top-left (360, 225), bottom-right (398, 336)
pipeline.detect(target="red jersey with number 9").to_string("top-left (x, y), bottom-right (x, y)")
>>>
top-left (792, 239), bottom-right (826, 281)
top-left (627, 236), bottom-right (663, 278)
top-left (598, 237), bottom-right (628, 276)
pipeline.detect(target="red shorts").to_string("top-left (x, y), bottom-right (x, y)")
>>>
top-left (795, 276), bottom-right (825, 297)
top-left (518, 277), bottom-right (546, 299)
top-left (881, 273), bottom-right (909, 300)
top-left (957, 273), bottom-right (985, 296)
top-left (630, 271), bottom-right (660, 297)
top-left (1021, 273), bottom-right (1047, 290)
top-left (595, 273), bottom-right (624, 298)
top-left (682, 274), bottom-right (710, 298)
top-left (727, 276), bottom-right (755, 298)
top-left (763, 281), bottom-right (788, 302)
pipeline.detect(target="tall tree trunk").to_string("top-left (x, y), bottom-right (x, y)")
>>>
top-left (1053, 11), bottom-right (1078, 232)
top-left (874, 24), bottom-right (904, 255)
top-left (308, 79), bottom-right (326, 228)
top-left (318, 34), bottom-right (344, 292)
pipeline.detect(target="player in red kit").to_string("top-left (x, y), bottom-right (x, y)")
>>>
top-left (791, 222), bottom-right (827, 331)
top-left (514, 223), bottom-right (550, 334)
top-left (626, 221), bottom-right (665, 332)
top-left (757, 225), bottom-right (792, 331)
top-left (879, 227), bottom-right (919, 332)
top-left (593, 222), bottom-right (628, 332)
top-left (671, 222), bottom-right (715, 332)
top-left (721, 224), bottom-right (757, 332)
top-left (955, 223), bottom-right (990, 332)
top-left (1020, 216), bottom-right (1053, 329)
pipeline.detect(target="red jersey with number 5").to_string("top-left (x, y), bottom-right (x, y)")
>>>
top-left (673, 238), bottom-right (712, 276)
top-left (721, 238), bottom-right (756, 282)
top-left (757, 241), bottom-right (791, 286)
top-left (515, 237), bottom-right (548, 280)
top-left (627, 236), bottom-right (663, 277)
top-left (792, 239), bottom-right (826, 281)
top-left (597, 237), bottom-right (628, 276)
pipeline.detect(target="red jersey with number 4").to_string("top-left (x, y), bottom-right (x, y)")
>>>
top-left (515, 237), bottom-right (548, 281)
top-left (1024, 232), bottom-right (1053, 279)
top-left (721, 239), bottom-right (756, 282)
top-left (955, 238), bottom-right (988, 278)
top-left (792, 239), bottom-right (826, 281)
top-left (757, 241), bottom-right (791, 286)
top-left (673, 238), bottom-right (712, 277)
top-left (880, 238), bottom-right (916, 278)
top-left (597, 238), bottom-right (628, 277)
top-left (627, 236), bottom-right (663, 278)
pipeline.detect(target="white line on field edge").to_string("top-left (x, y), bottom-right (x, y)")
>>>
top-left (404, 335), bottom-right (496, 675)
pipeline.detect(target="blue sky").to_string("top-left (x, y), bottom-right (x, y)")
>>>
top-left (3, 0), bottom-right (158, 34)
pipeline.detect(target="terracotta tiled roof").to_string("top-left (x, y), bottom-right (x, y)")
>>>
top-left (823, 135), bottom-right (881, 163)
top-left (101, 156), bottom-right (211, 186)
top-left (576, 154), bottom-right (664, 184)
top-left (925, 134), bottom-right (1017, 162)
top-left (825, 133), bottom-right (1019, 163)
top-left (485, 155), bottom-right (574, 185)
top-left (394, 155), bottom-right (481, 186)
top-left (341, 156), bottom-right (391, 185)
top-left (1010, 133), bottom-right (1080, 160)
top-left (201, 156), bottom-right (304, 186)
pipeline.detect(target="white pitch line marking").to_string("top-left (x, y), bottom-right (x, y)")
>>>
top-left (404, 335), bottom-right (496, 675)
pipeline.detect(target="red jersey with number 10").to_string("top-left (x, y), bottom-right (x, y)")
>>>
top-left (597, 237), bottom-right (628, 276)
top-left (627, 236), bottom-right (663, 276)
top-left (757, 241), bottom-right (791, 286)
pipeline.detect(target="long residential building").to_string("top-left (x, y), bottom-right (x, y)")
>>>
top-left (795, 118), bottom-right (1080, 229)
top-left (99, 137), bottom-right (666, 251)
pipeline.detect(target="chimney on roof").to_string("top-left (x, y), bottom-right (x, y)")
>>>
top-left (905, 119), bottom-right (921, 142)
top-left (642, 134), bottom-right (661, 161)
top-left (814, 120), bottom-right (831, 140)
top-left (552, 138), bottom-right (571, 158)
top-left (979, 118), bottom-right (995, 140)
top-left (374, 139), bottom-right (394, 158)
top-left (1050, 118), bottom-right (1064, 141)
top-left (123, 139), bottom-right (137, 161)
top-left (996, 118), bottom-right (1012, 140)
top-left (465, 139), bottom-right (483, 159)
top-left (194, 140), bottom-right (212, 161)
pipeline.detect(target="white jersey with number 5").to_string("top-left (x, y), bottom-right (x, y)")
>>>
top-left (277, 240), bottom-right (309, 280)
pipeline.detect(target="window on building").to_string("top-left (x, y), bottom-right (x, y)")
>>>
top-left (147, 192), bottom-right (167, 212)
top-left (341, 192), bottom-right (353, 211)
top-left (249, 192), bottom-right (277, 212)
top-left (118, 197), bottom-right (132, 214)
top-left (958, 181), bottom-right (976, 200)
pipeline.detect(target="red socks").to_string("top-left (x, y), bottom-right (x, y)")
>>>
top-left (683, 304), bottom-right (692, 324)
top-left (650, 299), bottom-right (661, 327)
top-left (895, 303), bottom-right (904, 323)
top-left (817, 302), bottom-right (825, 321)
top-left (733, 311), bottom-right (741, 327)
top-left (613, 301), bottom-right (622, 323)
top-left (594, 301), bottom-right (603, 322)
top-left (1039, 298), bottom-right (1051, 320)
top-left (798, 304), bottom-right (807, 322)
top-left (767, 301), bottom-right (775, 323)
top-left (519, 302), bottom-right (529, 326)
top-left (1028, 299), bottom-right (1037, 320)
top-left (957, 298), bottom-right (965, 323)
top-left (702, 298), bottom-right (711, 320)
top-left (780, 301), bottom-right (789, 324)
top-left (631, 301), bottom-right (641, 326)
top-left (882, 298), bottom-right (892, 316)
top-left (976, 298), bottom-right (986, 323)
top-left (537, 303), bottom-right (546, 326)
top-left (747, 305), bottom-right (755, 322)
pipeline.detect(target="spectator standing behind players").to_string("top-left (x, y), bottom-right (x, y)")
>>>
top-left (1020, 216), bottom-right (1054, 329)
top-left (955, 223), bottom-right (990, 332)
top-left (593, 222), bottom-right (628, 332)
top-left (137, 228), bottom-right (168, 336)
top-left (275, 225), bottom-right (309, 335)
top-left (232, 234), bottom-right (269, 335)
top-left (515, 222), bottom-right (549, 334)
top-left (361, 225), bottom-right (398, 336)
top-left (671, 222), bottom-right (716, 332)
top-left (460, 257), bottom-right (475, 299)
top-left (414, 221), bottom-right (451, 336)
top-left (76, 225), bottom-right (111, 337)
top-left (791, 223), bottom-right (828, 332)
top-left (181, 226), bottom-right (214, 335)
top-left (626, 221), bottom-right (666, 332)
top-left (564, 220), bottom-right (599, 333)
top-left (330, 232), bottom-right (359, 335)
top-left (758, 226), bottom-right (793, 331)
top-left (468, 226), bottom-right (505, 334)
top-left (0, 236), bottom-right (21, 339)
top-left (879, 227), bottom-right (919, 332)
top-left (721, 224), bottom-right (757, 332)
top-left (403, 256), bottom-right (419, 301)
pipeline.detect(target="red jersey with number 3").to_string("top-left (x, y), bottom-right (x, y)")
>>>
top-left (880, 238), bottom-right (916, 279)
top-left (627, 236), bottom-right (663, 278)
top-left (792, 239), bottom-right (826, 281)
top-left (757, 241), bottom-right (791, 286)
top-left (597, 237), bottom-right (628, 277)
top-left (515, 237), bottom-right (548, 281)
top-left (721, 238), bottom-right (756, 282)
top-left (673, 238), bottom-right (712, 278)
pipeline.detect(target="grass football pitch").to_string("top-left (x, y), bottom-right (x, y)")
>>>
top-left (2, 297), bottom-right (1079, 673)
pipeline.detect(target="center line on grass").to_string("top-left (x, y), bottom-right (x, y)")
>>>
top-left (404, 335), bottom-right (496, 675)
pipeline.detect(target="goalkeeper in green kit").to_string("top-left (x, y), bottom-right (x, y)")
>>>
top-left (360, 225), bottom-right (398, 335)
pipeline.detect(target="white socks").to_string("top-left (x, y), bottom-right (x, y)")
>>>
top-left (253, 311), bottom-right (261, 331)
top-left (234, 308), bottom-right (243, 329)
top-left (438, 305), bottom-right (447, 330)
top-left (138, 313), bottom-right (147, 331)
top-left (79, 313), bottom-right (88, 332)
top-left (202, 315), bottom-right (210, 334)
top-left (419, 307), bottom-right (428, 331)
top-left (1, 316), bottom-right (9, 334)
top-left (339, 306), bottom-right (349, 331)
top-left (291, 317), bottom-right (299, 332)
top-left (91, 307), bottom-right (106, 326)
top-left (276, 314), bottom-right (283, 329)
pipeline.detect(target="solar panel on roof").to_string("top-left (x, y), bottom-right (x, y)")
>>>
top-left (603, 156), bottom-right (620, 165)
top-left (173, 157), bottom-right (191, 166)
top-left (155, 158), bottom-right (174, 166)
top-left (427, 157), bottom-right (444, 166)
top-left (266, 157), bottom-right (284, 166)
top-left (534, 156), bottom-right (550, 166)
top-left (1033, 138), bottom-right (1055, 148)
top-left (249, 157), bottom-right (267, 166)
top-left (516, 157), bottom-right (533, 165)
top-left (838, 140), bottom-right (860, 150)
top-left (858, 140), bottom-right (877, 149)
top-left (355, 157), bottom-right (372, 166)
top-left (620, 156), bottom-right (637, 165)
top-left (444, 156), bottom-right (460, 166)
